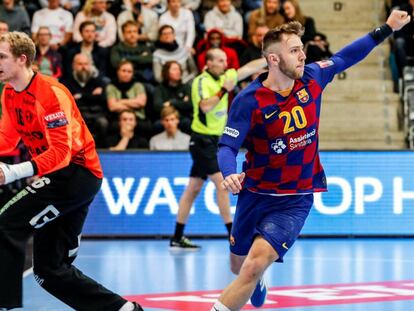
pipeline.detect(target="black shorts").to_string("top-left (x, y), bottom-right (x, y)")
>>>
top-left (189, 133), bottom-right (220, 180)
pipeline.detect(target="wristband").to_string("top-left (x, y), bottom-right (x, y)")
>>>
top-left (0, 161), bottom-right (34, 184)
top-left (216, 87), bottom-right (228, 99)
top-left (369, 24), bottom-right (393, 44)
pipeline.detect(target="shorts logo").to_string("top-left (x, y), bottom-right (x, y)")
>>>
top-left (282, 242), bottom-right (289, 250)
top-left (316, 59), bottom-right (334, 68)
top-left (296, 89), bottom-right (309, 104)
top-left (223, 126), bottom-right (239, 138)
top-left (44, 111), bottom-right (68, 129)
top-left (271, 138), bottom-right (287, 154)
top-left (229, 235), bottom-right (235, 246)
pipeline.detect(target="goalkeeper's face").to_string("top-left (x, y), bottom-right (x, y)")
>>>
top-left (277, 34), bottom-right (306, 80)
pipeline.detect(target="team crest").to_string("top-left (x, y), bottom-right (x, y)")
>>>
top-left (296, 88), bottom-right (309, 103)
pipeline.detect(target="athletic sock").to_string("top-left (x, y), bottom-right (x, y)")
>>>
top-left (225, 222), bottom-right (233, 237)
top-left (119, 301), bottom-right (135, 311)
top-left (211, 301), bottom-right (231, 311)
top-left (173, 222), bottom-right (185, 240)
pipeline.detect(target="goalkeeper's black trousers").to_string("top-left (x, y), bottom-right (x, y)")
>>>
top-left (0, 163), bottom-right (128, 310)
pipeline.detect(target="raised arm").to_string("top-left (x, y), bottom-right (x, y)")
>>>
top-left (237, 57), bottom-right (267, 81)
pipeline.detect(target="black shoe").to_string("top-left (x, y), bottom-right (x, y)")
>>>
top-left (170, 236), bottom-right (201, 250)
top-left (132, 302), bottom-right (143, 311)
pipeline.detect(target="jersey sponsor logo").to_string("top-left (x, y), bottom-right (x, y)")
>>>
top-left (316, 59), bottom-right (334, 68)
top-left (296, 89), bottom-right (310, 104)
top-left (223, 126), bottom-right (239, 138)
top-left (215, 110), bottom-right (227, 118)
top-left (288, 129), bottom-right (316, 151)
top-left (271, 138), bottom-right (287, 154)
top-left (44, 111), bottom-right (68, 129)
top-left (125, 280), bottom-right (414, 310)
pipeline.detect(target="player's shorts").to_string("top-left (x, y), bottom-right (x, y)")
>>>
top-left (189, 133), bottom-right (220, 180)
top-left (230, 189), bottom-right (314, 263)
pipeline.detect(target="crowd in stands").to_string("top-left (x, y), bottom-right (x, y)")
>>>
top-left (0, 0), bottom-right (333, 151)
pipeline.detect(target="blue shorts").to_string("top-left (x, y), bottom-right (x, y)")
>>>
top-left (230, 189), bottom-right (313, 263)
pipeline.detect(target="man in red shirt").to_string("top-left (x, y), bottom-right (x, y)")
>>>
top-left (0, 31), bottom-right (142, 311)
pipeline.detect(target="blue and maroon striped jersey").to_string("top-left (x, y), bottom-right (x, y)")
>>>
top-left (219, 33), bottom-right (380, 194)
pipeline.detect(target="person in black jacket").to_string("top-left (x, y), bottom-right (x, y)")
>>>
top-left (153, 61), bottom-right (193, 134)
top-left (60, 53), bottom-right (109, 148)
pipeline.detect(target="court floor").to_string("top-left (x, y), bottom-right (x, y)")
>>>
top-left (21, 238), bottom-right (414, 310)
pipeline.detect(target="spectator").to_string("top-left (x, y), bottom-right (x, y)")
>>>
top-left (31, 0), bottom-right (74, 49)
top-left (73, 0), bottom-right (117, 48)
top-left (240, 23), bottom-right (269, 66)
top-left (0, 0), bottom-right (31, 35)
top-left (153, 60), bottom-right (193, 133)
top-left (150, 106), bottom-right (190, 150)
top-left (282, 0), bottom-right (316, 44)
top-left (65, 20), bottom-right (110, 80)
top-left (106, 60), bottom-right (153, 138)
top-left (110, 20), bottom-right (154, 83)
top-left (204, 0), bottom-right (243, 39)
top-left (108, 109), bottom-right (149, 150)
top-left (305, 32), bottom-right (333, 64)
top-left (242, 0), bottom-right (261, 15)
top-left (0, 20), bottom-right (8, 35)
top-left (153, 25), bottom-right (197, 83)
top-left (199, 0), bottom-right (241, 19)
top-left (60, 53), bottom-right (109, 148)
top-left (34, 26), bottom-right (63, 79)
top-left (117, 0), bottom-right (159, 42)
top-left (197, 28), bottom-right (239, 71)
top-left (248, 0), bottom-right (284, 42)
top-left (393, 0), bottom-right (414, 77)
top-left (159, 0), bottom-right (195, 51)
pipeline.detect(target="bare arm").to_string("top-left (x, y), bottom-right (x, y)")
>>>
top-left (237, 57), bottom-right (267, 81)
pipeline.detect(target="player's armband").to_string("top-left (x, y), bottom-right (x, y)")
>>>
top-left (369, 24), bottom-right (393, 44)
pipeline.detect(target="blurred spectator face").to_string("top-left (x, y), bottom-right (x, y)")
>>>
top-left (168, 62), bottom-right (182, 82)
top-left (119, 111), bottom-right (137, 130)
top-left (117, 62), bottom-right (134, 82)
top-left (0, 22), bottom-right (9, 35)
top-left (207, 49), bottom-right (227, 75)
top-left (73, 54), bottom-right (93, 83)
top-left (159, 26), bottom-right (175, 43)
top-left (217, 0), bottom-right (231, 14)
top-left (48, 0), bottom-right (60, 9)
top-left (265, 0), bottom-right (280, 14)
top-left (2, 0), bottom-right (13, 8)
top-left (253, 25), bottom-right (269, 47)
top-left (123, 24), bottom-right (139, 46)
top-left (282, 1), bottom-right (295, 19)
top-left (92, 0), bottom-right (107, 13)
top-left (37, 27), bottom-right (52, 46)
top-left (81, 24), bottom-right (97, 43)
top-left (168, 0), bottom-right (181, 14)
top-left (410, 0), bottom-right (414, 7)
top-left (161, 112), bottom-right (179, 136)
top-left (209, 32), bottom-right (222, 48)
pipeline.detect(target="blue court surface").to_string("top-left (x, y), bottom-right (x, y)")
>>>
top-left (22, 238), bottom-right (414, 310)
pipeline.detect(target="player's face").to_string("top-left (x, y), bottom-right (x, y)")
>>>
top-left (0, 41), bottom-right (23, 84)
top-left (278, 34), bottom-right (306, 79)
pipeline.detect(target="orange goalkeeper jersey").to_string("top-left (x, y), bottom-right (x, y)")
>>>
top-left (0, 73), bottom-right (103, 178)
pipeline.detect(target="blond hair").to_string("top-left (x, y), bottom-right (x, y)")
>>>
top-left (0, 31), bottom-right (36, 68)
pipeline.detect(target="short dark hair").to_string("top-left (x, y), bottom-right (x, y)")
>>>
top-left (262, 21), bottom-right (304, 54)
top-left (79, 21), bottom-right (96, 33)
top-left (121, 20), bottom-right (139, 33)
top-left (158, 24), bottom-right (174, 38)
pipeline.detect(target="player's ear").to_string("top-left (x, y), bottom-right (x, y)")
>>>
top-left (269, 53), bottom-right (279, 65)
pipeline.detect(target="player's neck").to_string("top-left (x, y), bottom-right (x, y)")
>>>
top-left (11, 68), bottom-right (34, 92)
top-left (262, 71), bottom-right (294, 93)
